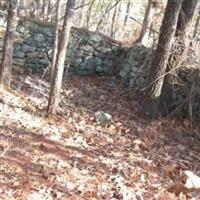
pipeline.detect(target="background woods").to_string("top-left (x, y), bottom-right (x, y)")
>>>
top-left (0, 0), bottom-right (200, 199)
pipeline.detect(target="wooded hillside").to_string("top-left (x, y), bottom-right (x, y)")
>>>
top-left (0, 0), bottom-right (200, 199)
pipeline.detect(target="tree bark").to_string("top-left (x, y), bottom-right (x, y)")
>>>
top-left (47, 0), bottom-right (52, 20)
top-left (47, 0), bottom-right (75, 116)
top-left (176, 0), bottom-right (198, 36)
top-left (160, 0), bottom-right (198, 115)
top-left (136, 0), bottom-right (155, 45)
top-left (123, 0), bottom-right (131, 28)
top-left (193, 7), bottom-right (200, 39)
top-left (78, 0), bottom-right (86, 27)
top-left (50, 0), bottom-right (61, 82)
top-left (160, 0), bottom-right (198, 113)
top-left (86, 0), bottom-right (95, 28)
top-left (145, 0), bottom-right (183, 118)
top-left (95, 0), bottom-right (121, 32)
top-left (0, 0), bottom-right (18, 90)
top-left (110, 2), bottom-right (117, 38)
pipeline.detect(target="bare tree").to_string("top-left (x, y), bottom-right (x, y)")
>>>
top-left (144, 0), bottom-right (183, 118)
top-left (50, 0), bottom-right (61, 82)
top-left (123, 0), bottom-right (131, 28)
top-left (160, 0), bottom-right (198, 115)
top-left (86, 0), bottom-right (95, 28)
top-left (47, 0), bottom-right (76, 116)
top-left (78, 0), bottom-right (87, 27)
top-left (95, 0), bottom-right (121, 32)
top-left (176, 0), bottom-right (198, 37)
top-left (193, 7), bottom-right (200, 40)
top-left (0, 0), bottom-right (18, 90)
top-left (110, 2), bottom-right (117, 38)
top-left (136, 0), bottom-right (156, 45)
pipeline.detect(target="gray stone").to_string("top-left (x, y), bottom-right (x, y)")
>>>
top-left (131, 66), bottom-right (138, 72)
top-left (78, 63), bottom-right (95, 75)
top-left (14, 44), bottom-right (22, 51)
top-left (94, 111), bottom-right (112, 124)
top-left (96, 66), bottom-right (104, 73)
top-left (96, 66), bottom-right (111, 75)
top-left (90, 34), bottom-right (102, 42)
top-left (119, 70), bottom-right (128, 79)
top-left (103, 59), bottom-right (113, 67)
top-left (13, 58), bottom-right (25, 66)
top-left (38, 58), bottom-right (49, 65)
top-left (26, 52), bottom-right (39, 58)
top-left (24, 38), bottom-right (36, 46)
top-left (45, 30), bottom-right (54, 37)
top-left (106, 79), bottom-right (117, 88)
top-left (13, 51), bottom-right (25, 58)
top-left (26, 63), bottom-right (37, 69)
top-left (36, 42), bottom-right (47, 48)
top-left (135, 77), bottom-right (145, 87)
top-left (37, 52), bottom-right (47, 58)
top-left (17, 26), bottom-right (29, 34)
top-left (80, 45), bottom-right (94, 52)
top-left (93, 57), bottom-right (102, 66)
top-left (22, 44), bottom-right (36, 52)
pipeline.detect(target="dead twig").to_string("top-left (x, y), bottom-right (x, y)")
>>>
top-left (0, 145), bottom-right (11, 157)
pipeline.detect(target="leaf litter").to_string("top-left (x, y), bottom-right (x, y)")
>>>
top-left (0, 72), bottom-right (200, 199)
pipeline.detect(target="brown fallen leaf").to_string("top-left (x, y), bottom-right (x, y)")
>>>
top-left (167, 181), bottom-right (186, 196)
top-left (167, 170), bottom-right (200, 196)
top-left (163, 163), bottom-right (179, 179)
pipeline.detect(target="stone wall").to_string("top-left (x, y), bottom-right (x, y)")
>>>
top-left (0, 18), bottom-right (126, 75)
top-left (0, 18), bottom-right (149, 81)
top-left (0, 18), bottom-right (199, 117)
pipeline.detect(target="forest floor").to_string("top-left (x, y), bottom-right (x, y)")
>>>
top-left (0, 71), bottom-right (200, 200)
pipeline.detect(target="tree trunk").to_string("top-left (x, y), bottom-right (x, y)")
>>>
top-left (137, 0), bottom-right (155, 45)
top-left (17, 0), bottom-right (24, 16)
top-left (0, 0), bottom-right (18, 90)
top-left (78, 0), bottom-right (86, 27)
top-left (160, 0), bottom-right (198, 115)
top-left (145, 0), bottom-right (183, 118)
top-left (42, 0), bottom-right (47, 20)
top-left (50, 0), bottom-right (61, 82)
top-left (123, 0), bottom-right (131, 28)
top-left (176, 0), bottom-right (198, 36)
top-left (86, 0), bottom-right (95, 28)
top-left (193, 8), bottom-right (200, 39)
top-left (47, 0), bottom-right (51, 20)
top-left (104, 0), bottom-right (113, 35)
top-left (110, 2), bottom-right (117, 38)
top-left (47, 0), bottom-right (75, 116)
top-left (193, 6), bottom-right (200, 38)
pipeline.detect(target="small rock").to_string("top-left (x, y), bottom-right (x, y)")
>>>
top-left (99, 95), bottom-right (106, 100)
top-left (106, 79), bottom-right (117, 88)
top-left (119, 70), bottom-right (128, 79)
top-left (34, 33), bottom-right (45, 42)
top-left (94, 111), bottom-right (112, 125)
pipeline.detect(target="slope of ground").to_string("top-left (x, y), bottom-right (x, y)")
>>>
top-left (0, 71), bottom-right (200, 199)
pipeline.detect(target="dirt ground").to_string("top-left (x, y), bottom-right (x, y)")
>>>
top-left (0, 72), bottom-right (200, 199)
